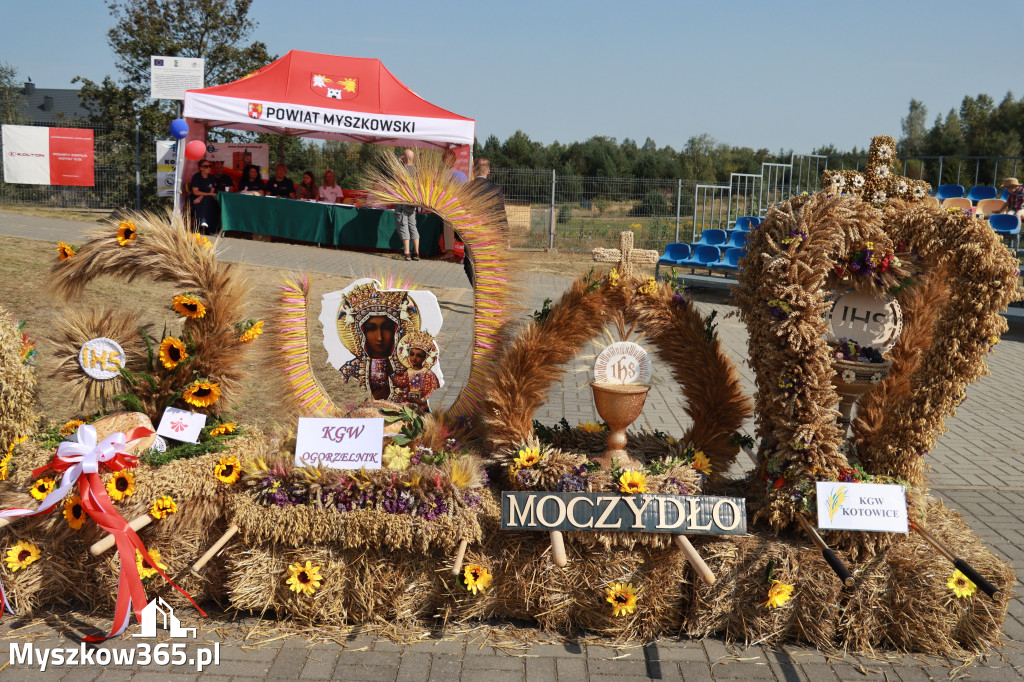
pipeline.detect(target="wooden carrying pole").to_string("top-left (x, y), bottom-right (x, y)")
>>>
top-left (451, 539), bottom-right (469, 576)
top-left (910, 520), bottom-right (1000, 599)
top-left (674, 534), bottom-right (715, 584)
top-left (89, 514), bottom-right (154, 556)
top-left (191, 524), bottom-right (239, 573)
top-left (550, 530), bottom-right (567, 567)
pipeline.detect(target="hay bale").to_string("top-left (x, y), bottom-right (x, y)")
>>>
top-left (0, 308), bottom-right (37, 452)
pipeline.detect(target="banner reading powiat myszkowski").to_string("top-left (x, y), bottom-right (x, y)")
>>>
top-left (2, 125), bottom-right (94, 186)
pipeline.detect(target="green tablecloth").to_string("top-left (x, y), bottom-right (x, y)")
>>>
top-left (219, 193), bottom-right (441, 256)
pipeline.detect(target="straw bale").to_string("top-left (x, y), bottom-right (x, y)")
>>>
top-left (0, 306), bottom-right (38, 450)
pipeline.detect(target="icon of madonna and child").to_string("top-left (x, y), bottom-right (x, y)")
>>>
top-left (319, 278), bottom-right (445, 410)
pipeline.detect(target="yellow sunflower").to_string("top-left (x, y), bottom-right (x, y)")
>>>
top-left (605, 582), bottom-right (639, 617)
top-left (149, 495), bottom-right (177, 519)
top-left (947, 570), bottom-right (977, 598)
top-left (63, 494), bottom-right (87, 530)
top-left (57, 241), bottom-right (77, 260)
top-left (172, 294), bottom-right (207, 319)
top-left (383, 444), bottom-right (412, 470)
top-left (463, 564), bottom-right (493, 595)
top-left (764, 580), bottom-right (794, 609)
top-left (618, 470), bottom-right (648, 494)
top-left (60, 419), bottom-right (86, 436)
top-left (608, 268), bottom-right (620, 288)
top-left (106, 470), bottom-right (136, 501)
top-left (691, 450), bottom-right (712, 476)
top-left (135, 548), bottom-right (168, 580)
top-left (286, 561), bottom-right (323, 595)
top-left (209, 423), bottom-right (237, 437)
top-left (183, 380), bottom-right (220, 407)
top-left (578, 420), bottom-right (606, 433)
top-left (5, 541), bottom-right (41, 572)
top-left (0, 436), bottom-right (26, 482)
top-left (193, 233), bottom-right (212, 248)
top-left (238, 320), bottom-right (264, 344)
top-left (30, 476), bottom-right (56, 501)
top-left (158, 337), bottom-right (188, 369)
top-left (513, 446), bottom-right (542, 468)
top-left (116, 220), bottom-right (137, 246)
top-left (215, 455), bottom-right (241, 484)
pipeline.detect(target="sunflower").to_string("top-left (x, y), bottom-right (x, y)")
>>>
top-left (209, 422), bottom-right (237, 437)
top-left (947, 569), bottom-right (977, 598)
top-left (193, 233), bottom-right (212, 248)
top-left (183, 380), bottom-right (220, 407)
top-left (60, 419), bottom-right (86, 436)
top-left (149, 495), bottom-right (177, 519)
top-left (618, 470), bottom-right (648, 494)
top-left (463, 564), bottom-right (493, 595)
top-left (764, 580), bottom-right (794, 609)
top-left (106, 470), bottom-right (136, 501)
top-left (135, 548), bottom-right (168, 580)
top-left (158, 337), bottom-right (188, 370)
top-left (238, 320), bottom-right (264, 344)
top-left (286, 561), bottom-right (323, 595)
top-left (172, 294), bottom-right (207, 319)
top-left (578, 420), bottom-right (606, 433)
top-left (63, 494), bottom-right (87, 530)
top-left (605, 582), bottom-right (639, 617)
top-left (57, 241), bottom-right (77, 260)
top-left (215, 455), bottom-right (241, 484)
top-left (383, 444), bottom-right (412, 470)
top-left (30, 477), bottom-right (56, 501)
top-left (0, 436), bottom-right (26, 482)
top-left (513, 446), bottom-right (542, 468)
top-left (691, 450), bottom-right (712, 476)
top-left (5, 541), bottom-right (41, 572)
top-left (116, 220), bottom-right (137, 246)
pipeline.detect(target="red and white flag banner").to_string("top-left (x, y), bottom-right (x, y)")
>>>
top-left (1, 125), bottom-right (94, 186)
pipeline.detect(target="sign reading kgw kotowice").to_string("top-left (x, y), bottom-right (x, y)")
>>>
top-left (501, 492), bottom-right (746, 535)
top-left (815, 481), bottom-right (908, 533)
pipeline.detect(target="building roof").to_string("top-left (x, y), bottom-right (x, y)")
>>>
top-left (16, 82), bottom-right (92, 123)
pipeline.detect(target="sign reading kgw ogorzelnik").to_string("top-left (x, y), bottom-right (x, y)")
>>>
top-left (501, 492), bottom-right (747, 535)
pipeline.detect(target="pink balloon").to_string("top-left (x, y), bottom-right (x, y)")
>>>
top-left (184, 140), bottom-right (207, 160)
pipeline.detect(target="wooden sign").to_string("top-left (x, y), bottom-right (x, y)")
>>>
top-left (594, 341), bottom-right (652, 385)
top-left (827, 290), bottom-right (902, 353)
top-left (501, 492), bottom-right (746, 535)
top-left (78, 337), bottom-right (126, 380)
top-left (294, 417), bottom-right (384, 469)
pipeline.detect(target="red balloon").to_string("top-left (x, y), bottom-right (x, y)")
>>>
top-left (184, 140), bottom-right (207, 160)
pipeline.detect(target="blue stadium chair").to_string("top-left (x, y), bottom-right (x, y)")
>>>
top-left (724, 230), bottom-right (748, 250)
top-left (692, 228), bottom-right (727, 248)
top-left (655, 243), bottom-right (690, 278)
top-left (966, 185), bottom-right (998, 203)
top-left (710, 247), bottom-right (746, 273)
top-left (678, 244), bottom-right (723, 271)
top-left (1001, 188), bottom-right (1009, 200)
top-left (935, 184), bottom-right (965, 200)
top-left (733, 216), bottom-right (759, 232)
top-left (989, 214), bottom-right (1021, 250)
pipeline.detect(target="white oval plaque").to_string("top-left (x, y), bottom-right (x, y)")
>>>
top-left (594, 341), bottom-right (652, 385)
top-left (826, 290), bottom-right (902, 353)
top-left (78, 337), bottom-right (126, 380)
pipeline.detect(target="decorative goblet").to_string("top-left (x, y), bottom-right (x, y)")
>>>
top-left (590, 381), bottom-right (650, 469)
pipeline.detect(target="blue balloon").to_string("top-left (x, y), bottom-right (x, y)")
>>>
top-left (169, 118), bottom-right (189, 140)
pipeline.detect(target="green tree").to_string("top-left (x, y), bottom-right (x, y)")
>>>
top-left (74, 0), bottom-right (275, 209)
top-left (0, 62), bottom-right (29, 125)
top-left (899, 99), bottom-right (928, 155)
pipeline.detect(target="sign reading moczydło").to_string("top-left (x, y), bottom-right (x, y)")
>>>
top-left (501, 492), bottom-right (746, 535)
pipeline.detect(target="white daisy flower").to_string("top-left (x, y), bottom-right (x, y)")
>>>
top-left (870, 373), bottom-right (883, 384)
top-left (877, 144), bottom-right (894, 160)
top-left (842, 369), bottom-right (857, 382)
top-left (896, 180), bottom-right (908, 194)
top-left (832, 173), bottom-right (846, 187)
top-left (852, 174), bottom-right (866, 188)
top-left (872, 190), bottom-right (887, 203)
top-left (913, 185), bottom-right (927, 198)
top-left (875, 166), bottom-right (890, 179)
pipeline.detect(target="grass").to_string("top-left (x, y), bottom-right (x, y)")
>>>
top-left (0, 204), bottom-right (115, 223)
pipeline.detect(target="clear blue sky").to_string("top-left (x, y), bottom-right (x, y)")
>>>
top-left (1, 0), bottom-right (1016, 153)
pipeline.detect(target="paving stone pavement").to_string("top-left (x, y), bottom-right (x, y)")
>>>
top-left (1, 210), bottom-right (1023, 681)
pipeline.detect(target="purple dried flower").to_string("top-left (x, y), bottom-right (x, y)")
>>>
top-left (672, 293), bottom-right (687, 308)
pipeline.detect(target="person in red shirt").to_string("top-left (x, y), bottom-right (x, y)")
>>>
top-left (999, 177), bottom-right (1024, 219)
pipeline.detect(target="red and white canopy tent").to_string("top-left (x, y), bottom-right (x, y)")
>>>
top-left (178, 50), bottom-right (474, 204)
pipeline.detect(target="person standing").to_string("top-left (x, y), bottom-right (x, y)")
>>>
top-left (440, 148), bottom-right (467, 254)
top-left (265, 164), bottom-right (296, 198)
top-left (189, 159), bottom-right (218, 232)
top-left (319, 169), bottom-right (343, 203)
top-left (395, 149), bottom-right (420, 261)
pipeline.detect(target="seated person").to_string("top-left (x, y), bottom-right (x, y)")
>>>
top-left (295, 170), bottom-right (319, 201)
top-left (319, 169), bottom-right (343, 203)
top-left (211, 161), bottom-right (236, 193)
top-left (237, 164), bottom-right (265, 195)
top-left (999, 177), bottom-right (1024, 219)
top-left (189, 159), bottom-right (219, 232)
top-left (265, 164), bottom-right (296, 198)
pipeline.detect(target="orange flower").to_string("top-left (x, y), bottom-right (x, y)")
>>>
top-left (183, 380), bottom-right (220, 407)
top-left (172, 295), bottom-right (206, 319)
top-left (116, 220), bottom-right (137, 246)
top-left (57, 242), bottom-right (76, 260)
